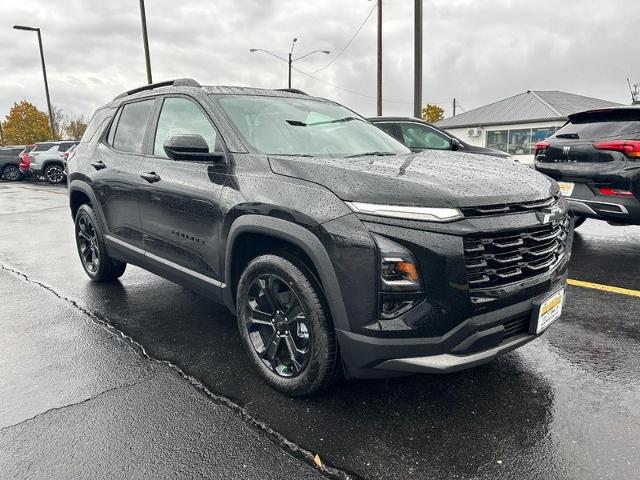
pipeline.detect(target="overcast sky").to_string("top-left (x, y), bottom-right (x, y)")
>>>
top-left (1, 0), bottom-right (639, 122)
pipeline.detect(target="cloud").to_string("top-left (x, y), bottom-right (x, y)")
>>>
top-left (1, 0), bottom-right (638, 123)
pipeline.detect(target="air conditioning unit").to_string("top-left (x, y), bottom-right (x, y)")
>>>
top-left (467, 127), bottom-right (483, 137)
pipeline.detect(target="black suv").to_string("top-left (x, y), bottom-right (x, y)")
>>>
top-left (0, 146), bottom-right (25, 181)
top-left (369, 117), bottom-right (510, 159)
top-left (68, 79), bottom-right (573, 395)
top-left (535, 106), bottom-right (640, 227)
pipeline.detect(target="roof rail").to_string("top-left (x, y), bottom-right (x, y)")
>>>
top-left (275, 88), bottom-right (308, 96)
top-left (113, 78), bottom-right (201, 101)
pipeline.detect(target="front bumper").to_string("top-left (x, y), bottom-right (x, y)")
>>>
top-left (337, 276), bottom-right (566, 379)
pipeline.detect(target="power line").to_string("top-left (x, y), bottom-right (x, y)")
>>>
top-left (292, 65), bottom-right (452, 109)
top-left (292, 65), bottom-right (411, 104)
top-left (301, 3), bottom-right (377, 75)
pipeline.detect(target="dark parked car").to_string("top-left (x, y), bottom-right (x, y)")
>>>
top-left (369, 116), bottom-right (511, 159)
top-left (0, 146), bottom-right (25, 181)
top-left (534, 106), bottom-right (640, 227)
top-left (68, 79), bottom-right (573, 395)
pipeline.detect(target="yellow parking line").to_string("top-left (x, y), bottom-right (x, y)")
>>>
top-left (568, 279), bottom-right (640, 298)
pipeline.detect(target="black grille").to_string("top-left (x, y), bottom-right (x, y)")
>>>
top-left (502, 314), bottom-right (530, 339)
top-left (464, 216), bottom-right (570, 292)
top-left (460, 196), bottom-right (559, 218)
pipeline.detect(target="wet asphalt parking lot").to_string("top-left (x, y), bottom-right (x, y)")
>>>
top-left (0, 181), bottom-right (639, 480)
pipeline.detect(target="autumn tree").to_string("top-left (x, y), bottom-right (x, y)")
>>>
top-left (1, 100), bottom-right (51, 145)
top-left (421, 104), bottom-right (445, 123)
top-left (51, 105), bottom-right (67, 140)
top-left (65, 115), bottom-right (88, 140)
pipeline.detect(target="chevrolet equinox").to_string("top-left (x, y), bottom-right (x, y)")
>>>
top-left (67, 79), bottom-right (573, 395)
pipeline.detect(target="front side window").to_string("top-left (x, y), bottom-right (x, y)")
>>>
top-left (153, 97), bottom-right (221, 158)
top-left (112, 99), bottom-right (154, 154)
top-left (214, 95), bottom-right (409, 157)
top-left (399, 123), bottom-right (450, 150)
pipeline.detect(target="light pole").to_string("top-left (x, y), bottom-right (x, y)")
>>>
top-left (250, 39), bottom-right (330, 89)
top-left (414, 0), bottom-right (423, 118)
top-left (13, 25), bottom-right (55, 139)
top-left (138, 0), bottom-right (152, 84)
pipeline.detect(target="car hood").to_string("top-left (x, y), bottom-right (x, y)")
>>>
top-left (268, 150), bottom-right (558, 208)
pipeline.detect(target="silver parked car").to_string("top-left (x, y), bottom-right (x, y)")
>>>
top-left (27, 140), bottom-right (78, 184)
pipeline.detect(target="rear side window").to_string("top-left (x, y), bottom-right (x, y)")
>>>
top-left (153, 97), bottom-right (221, 158)
top-left (33, 143), bottom-right (54, 152)
top-left (0, 148), bottom-right (22, 156)
top-left (556, 109), bottom-right (640, 140)
top-left (112, 99), bottom-right (154, 154)
top-left (57, 142), bottom-right (76, 152)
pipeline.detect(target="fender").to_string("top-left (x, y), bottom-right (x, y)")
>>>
top-left (68, 180), bottom-right (109, 232)
top-left (223, 215), bottom-right (350, 332)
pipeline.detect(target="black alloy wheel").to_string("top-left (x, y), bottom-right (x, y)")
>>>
top-left (44, 164), bottom-right (65, 184)
top-left (236, 254), bottom-right (338, 396)
top-left (245, 274), bottom-right (311, 377)
top-left (2, 165), bottom-right (21, 181)
top-left (74, 204), bottom-right (127, 282)
top-left (77, 213), bottom-right (100, 274)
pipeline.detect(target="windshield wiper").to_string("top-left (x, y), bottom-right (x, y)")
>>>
top-left (556, 133), bottom-right (579, 139)
top-left (344, 151), bottom-right (396, 158)
top-left (286, 116), bottom-right (361, 127)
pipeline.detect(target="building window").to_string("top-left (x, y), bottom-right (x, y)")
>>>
top-left (507, 129), bottom-right (532, 155)
top-left (486, 130), bottom-right (508, 152)
top-left (486, 126), bottom-right (560, 154)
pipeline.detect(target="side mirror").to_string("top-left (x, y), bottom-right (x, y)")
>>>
top-left (450, 138), bottom-right (461, 151)
top-left (163, 134), bottom-right (224, 162)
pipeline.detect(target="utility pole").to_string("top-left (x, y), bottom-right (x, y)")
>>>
top-left (413, 0), bottom-right (423, 118)
top-left (139, 0), bottom-right (153, 84)
top-left (288, 38), bottom-right (297, 89)
top-left (250, 40), bottom-right (329, 89)
top-left (376, 0), bottom-right (383, 116)
top-left (0, 120), bottom-right (4, 146)
top-left (13, 25), bottom-right (55, 139)
top-left (453, 98), bottom-right (456, 117)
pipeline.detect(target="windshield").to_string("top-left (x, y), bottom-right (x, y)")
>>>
top-left (214, 95), bottom-right (409, 157)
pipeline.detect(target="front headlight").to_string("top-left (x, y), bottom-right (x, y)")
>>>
top-left (373, 234), bottom-right (420, 292)
top-left (372, 234), bottom-right (423, 319)
top-left (346, 201), bottom-right (462, 222)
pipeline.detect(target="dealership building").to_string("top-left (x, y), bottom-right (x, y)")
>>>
top-left (435, 90), bottom-right (620, 164)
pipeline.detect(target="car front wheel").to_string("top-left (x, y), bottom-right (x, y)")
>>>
top-left (74, 204), bottom-right (126, 282)
top-left (236, 254), bottom-right (338, 396)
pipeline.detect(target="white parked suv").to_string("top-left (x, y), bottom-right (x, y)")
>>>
top-left (25, 141), bottom-right (78, 184)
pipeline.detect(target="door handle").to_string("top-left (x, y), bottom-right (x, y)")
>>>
top-left (140, 171), bottom-right (161, 183)
top-left (91, 160), bottom-right (106, 170)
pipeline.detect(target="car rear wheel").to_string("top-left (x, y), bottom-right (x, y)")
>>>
top-left (236, 254), bottom-right (338, 396)
top-left (2, 165), bottom-right (21, 181)
top-left (74, 204), bottom-right (126, 282)
top-left (573, 216), bottom-right (587, 229)
top-left (44, 164), bottom-right (65, 184)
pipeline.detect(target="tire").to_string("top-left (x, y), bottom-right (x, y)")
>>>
top-left (44, 163), bottom-right (65, 184)
top-left (74, 204), bottom-right (126, 282)
top-left (2, 165), bottom-right (21, 181)
top-left (573, 216), bottom-right (587, 229)
top-left (236, 254), bottom-right (338, 396)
